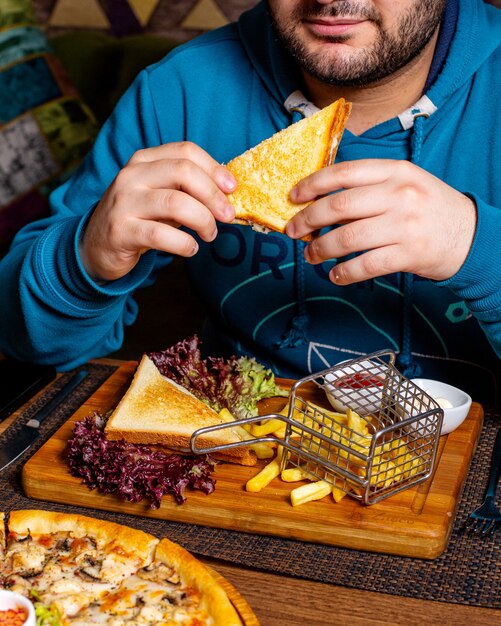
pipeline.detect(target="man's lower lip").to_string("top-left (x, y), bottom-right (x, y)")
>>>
top-left (305, 20), bottom-right (366, 37)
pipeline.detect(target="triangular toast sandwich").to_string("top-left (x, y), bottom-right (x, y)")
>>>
top-left (105, 355), bottom-right (256, 466)
top-left (226, 97), bottom-right (351, 237)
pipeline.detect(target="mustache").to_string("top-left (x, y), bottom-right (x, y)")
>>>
top-left (298, 1), bottom-right (381, 24)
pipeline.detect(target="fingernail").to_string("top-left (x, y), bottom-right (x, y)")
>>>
top-left (190, 241), bottom-right (199, 256)
top-left (331, 270), bottom-right (342, 284)
top-left (290, 187), bottom-right (298, 202)
top-left (209, 227), bottom-right (218, 241)
top-left (286, 223), bottom-right (296, 238)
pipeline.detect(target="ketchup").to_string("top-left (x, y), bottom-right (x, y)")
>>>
top-left (0, 606), bottom-right (28, 626)
top-left (335, 372), bottom-right (384, 389)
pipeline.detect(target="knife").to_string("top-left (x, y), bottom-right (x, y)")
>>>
top-left (0, 368), bottom-right (89, 472)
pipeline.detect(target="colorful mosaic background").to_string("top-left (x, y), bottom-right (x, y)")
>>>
top-left (0, 0), bottom-right (98, 249)
top-left (33, 0), bottom-right (258, 42)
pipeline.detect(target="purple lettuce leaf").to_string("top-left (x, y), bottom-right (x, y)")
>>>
top-left (67, 414), bottom-right (217, 508)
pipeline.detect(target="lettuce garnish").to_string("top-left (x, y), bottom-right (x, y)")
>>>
top-left (149, 335), bottom-right (287, 419)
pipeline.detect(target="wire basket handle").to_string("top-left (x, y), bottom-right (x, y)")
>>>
top-left (190, 410), bottom-right (372, 465)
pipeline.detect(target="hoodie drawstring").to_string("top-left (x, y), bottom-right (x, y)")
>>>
top-left (276, 107), bottom-right (311, 349)
top-left (277, 97), bottom-right (427, 377)
top-left (396, 114), bottom-right (426, 378)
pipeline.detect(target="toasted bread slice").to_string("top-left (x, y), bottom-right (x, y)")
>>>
top-left (105, 355), bottom-right (256, 466)
top-left (227, 98), bottom-right (351, 237)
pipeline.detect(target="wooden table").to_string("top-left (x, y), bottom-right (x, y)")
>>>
top-left (1, 363), bottom-right (499, 626)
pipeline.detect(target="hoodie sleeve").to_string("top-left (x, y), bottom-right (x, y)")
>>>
top-left (0, 69), bottom-right (171, 370)
top-left (436, 193), bottom-right (501, 359)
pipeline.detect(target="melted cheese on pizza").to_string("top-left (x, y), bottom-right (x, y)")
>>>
top-left (1, 532), bottom-right (213, 625)
top-left (68, 574), bottom-right (211, 625)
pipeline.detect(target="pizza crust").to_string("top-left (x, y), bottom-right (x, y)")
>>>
top-left (156, 537), bottom-right (243, 626)
top-left (7, 509), bottom-right (158, 562)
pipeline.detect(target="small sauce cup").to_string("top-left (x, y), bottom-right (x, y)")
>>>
top-left (0, 591), bottom-right (35, 626)
top-left (411, 378), bottom-right (472, 435)
top-left (324, 359), bottom-right (386, 415)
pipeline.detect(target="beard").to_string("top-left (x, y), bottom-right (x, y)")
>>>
top-left (269, 0), bottom-right (447, 87)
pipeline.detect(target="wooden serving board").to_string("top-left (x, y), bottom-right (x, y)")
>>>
top-left (22, 362), bottom-right (483, 559)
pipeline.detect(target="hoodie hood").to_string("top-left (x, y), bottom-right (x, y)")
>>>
top-left (237, 2), bottom-right (300, 115)
top-left (427, 0), bottom-right (501, 110)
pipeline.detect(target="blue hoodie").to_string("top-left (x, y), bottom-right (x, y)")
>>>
top-left (0, 0), bottom-right (500, 404)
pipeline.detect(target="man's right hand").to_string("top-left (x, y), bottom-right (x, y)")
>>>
top-left (79, 142), bottom-right (237, 282)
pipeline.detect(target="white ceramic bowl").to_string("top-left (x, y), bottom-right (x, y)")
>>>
top-left (0, 590), bottom-right (36, 626)
top-left (324, 359), bottom-right (387, 415)
top-left (410, 378), bottom-right (472, 435)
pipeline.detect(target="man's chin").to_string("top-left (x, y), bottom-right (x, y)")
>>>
top-left (296, 47), bottom-right (372, 82)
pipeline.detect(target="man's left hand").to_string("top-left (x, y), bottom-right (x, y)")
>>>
top-left (286, 159), bottom-right (476, 285)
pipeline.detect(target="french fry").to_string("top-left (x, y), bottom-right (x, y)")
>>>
top-left (347, 408), bottom-right (369, 436)
top-left (276, 445), bottom-right (284, 464)
top-left (291, 480), bottom-right (332, 506)
top-left (390, 437), bottom-right (408, 459)
top-left (346, 408), bottom-right (372, 454)
top-left (218, 408), bottom-right (235, 423)
top-left (279, 402), bottom-right (290, 416)
top-left (331, 484), bottom-right (348, 503)
top-left (302, 401), bottom-right (347, 422)
top-left (273, 425), bottom-right (287, 439)
top-left (374, 441), bottom-right (394, 458)
top-left (281, 468), bottom-right (306, 482)
top-left (245, 459), bottom-right (281, 492)
top-left (370, 455), bottom-right (397, 489)
top-left (249, 442), bottom-right (276, 459)
top-left (218, 407), bottom-right (255, 443)
top-left (349, 482), bottom-right (365, 498)
top-left (402, 451), bottom-right (421, 480)
top-left (251, 418), bottom-right (283, 437)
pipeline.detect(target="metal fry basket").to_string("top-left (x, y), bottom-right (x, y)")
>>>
top-left (191, 350), bottom-right (444, 505)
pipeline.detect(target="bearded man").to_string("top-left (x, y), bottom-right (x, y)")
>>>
top-left (0, 0), bottom-right (500, 404)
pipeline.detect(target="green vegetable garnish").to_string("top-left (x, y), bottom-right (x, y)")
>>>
top-left (30, 590), bottom-right (62, 626)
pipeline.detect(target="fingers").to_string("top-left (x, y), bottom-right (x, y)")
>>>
top-left (121, 156), bottom-right (235, 223)
top-left (131, 220), bottom-right (201, 259)
top-left (128, 141), bottom-right (237, 194)
top-left (286, 183), bottom-right (390, 239)
top-left (286, 159), bottom-right (475, 285)
top-left (304, 213), bottom-right (399, 266)
top-left (82, 141), bottom-right (240, 282)
top-left (142, 188), bottom-right (219, 243)
top-left (330, 245), bottom-right (404, 285)
top-left (290, 159), bottom-right (400, 203)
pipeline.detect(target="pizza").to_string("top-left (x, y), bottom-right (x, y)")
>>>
top-left (0, 510), bottom-right (243, 626)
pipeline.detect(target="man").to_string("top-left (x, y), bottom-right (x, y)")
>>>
top-left (0, 0), bottom-right (499, 403)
